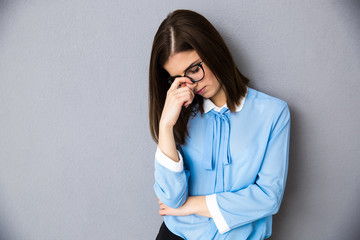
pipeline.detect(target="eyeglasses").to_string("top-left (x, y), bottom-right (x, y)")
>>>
top-left (167, 61), bottom-right (205, 85)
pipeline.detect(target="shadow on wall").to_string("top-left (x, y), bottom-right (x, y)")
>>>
top-left (0, 2), bottom-right (21, 240)
top-left (334, 0), bottom-right (360, 55)
top-left (0, 194), bottom-right (20, 240)
top-left (272, 1), bottom-right (360, 238)
top-left (0, 0), bottom-right (11, 39)
top-left (0, 222), bottom-right (13, 240)
top-left (271, 104), bottom-right (302, 238)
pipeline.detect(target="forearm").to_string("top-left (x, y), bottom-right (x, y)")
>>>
top-left (188, 196), bottom-right (212, 218)
top-left (158, 123), bottom-right (179, 162)
top-left (158, 195), bottom-right (212, 218)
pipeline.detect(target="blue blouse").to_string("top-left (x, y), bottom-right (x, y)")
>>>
top-left (154, 87), bottom-right (291, 240)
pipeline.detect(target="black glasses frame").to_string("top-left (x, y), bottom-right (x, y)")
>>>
top-left (167, 61), bottom-right (205, 85)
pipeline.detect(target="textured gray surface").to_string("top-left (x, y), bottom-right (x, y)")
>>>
top-left (0, 1), bottom-right (359, 239)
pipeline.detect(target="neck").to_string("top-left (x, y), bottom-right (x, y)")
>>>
top-left (210, 88), bottom-right (227, 107)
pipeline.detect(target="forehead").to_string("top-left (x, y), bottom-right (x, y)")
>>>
top-left (163, 50), bottom-right (200, 76)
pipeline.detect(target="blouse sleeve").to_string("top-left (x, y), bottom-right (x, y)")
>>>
top-left (153, 146), bottom-right (190, 209)
top-left (206, 103), bottom-right (291, 234)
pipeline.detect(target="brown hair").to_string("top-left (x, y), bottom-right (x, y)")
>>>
top-left (149, 9), bottom-right (249, 145)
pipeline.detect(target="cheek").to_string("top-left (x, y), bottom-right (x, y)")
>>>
top-left (208, 75), bottom-right (220, 88)
top-left (205, 70), bottom-right (218, 84)
top-left (202, 66), bottom-right (220, 86)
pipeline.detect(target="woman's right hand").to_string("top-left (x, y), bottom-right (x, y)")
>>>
top-left (159, 77), bottom-right (197, 128)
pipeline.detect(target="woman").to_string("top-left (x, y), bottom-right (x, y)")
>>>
top-left (149, 9), bottom-right (291, 240)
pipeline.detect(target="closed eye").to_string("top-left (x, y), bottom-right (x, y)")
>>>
top-left (187, 66), bottom-right (200, 74)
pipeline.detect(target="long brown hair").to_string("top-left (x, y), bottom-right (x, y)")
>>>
top-left (149, 9), bottom-right (249, 145)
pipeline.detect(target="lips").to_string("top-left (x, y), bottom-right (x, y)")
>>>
top-left (196, 86), bottom-right (206, 94)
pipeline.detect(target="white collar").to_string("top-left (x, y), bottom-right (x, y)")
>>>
top-left (203, 86), bottom-right (248, 113)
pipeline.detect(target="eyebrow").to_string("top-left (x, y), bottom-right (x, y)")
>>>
top-left (168, 58), bottom-right (201, 78)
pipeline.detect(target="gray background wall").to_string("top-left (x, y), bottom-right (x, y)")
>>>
top-left (0, 0), bottom-right (359, 239)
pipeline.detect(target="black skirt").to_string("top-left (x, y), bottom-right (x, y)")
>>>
top-left (156, 222), bottom-right (184, 240)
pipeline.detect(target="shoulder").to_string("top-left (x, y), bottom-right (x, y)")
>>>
top-left (246, 87), bottom-right (288, 107)
top-left (244, 87), bottom-right (290, 120)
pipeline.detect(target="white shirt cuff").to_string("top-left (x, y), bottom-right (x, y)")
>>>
top-left (155, 146), bottom-right (184, 172)
top-left (206, 194), bottom-right (231, 234)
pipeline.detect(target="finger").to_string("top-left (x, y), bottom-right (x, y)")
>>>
top-left (169, 77), bottom-right (193, 91)
top-left (187, 88), bottom-right (195, 103)
top-left (185, 82), bottom-right (198, 92)
top-left (184, 92), bottom-right (195, 107)
top-left (175, 88), bottom-right (195, 106)
top-left (181, 81), bottom-right (197, 91)
top-left (174, 91), bottom-right (194, 107)
top-left (173, 85), bottom-right (195, 93)
top-left (173, 87), bottom-right (195, 102)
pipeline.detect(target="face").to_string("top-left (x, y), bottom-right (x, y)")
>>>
top-left (163, 50), bottom-right (226, 107)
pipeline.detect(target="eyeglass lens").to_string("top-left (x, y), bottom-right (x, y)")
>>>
top-left (168, 62), bottom-right (205, 85)
top-left (185, 64), bottom-right (203, 81)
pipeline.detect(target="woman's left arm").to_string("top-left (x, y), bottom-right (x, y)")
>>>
top-left (158, 195), bottom-right (211, 218)
top-left (206, 103), bottom-right (291, 234)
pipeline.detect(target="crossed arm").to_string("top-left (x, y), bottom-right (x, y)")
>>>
top-left (157, 196), bottom-right (211, 218)
top-left (153, 144), bottom-right (212, 218)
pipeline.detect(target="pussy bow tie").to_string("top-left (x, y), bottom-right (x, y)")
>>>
top-left (203, 107), bottom-right (232, 170)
